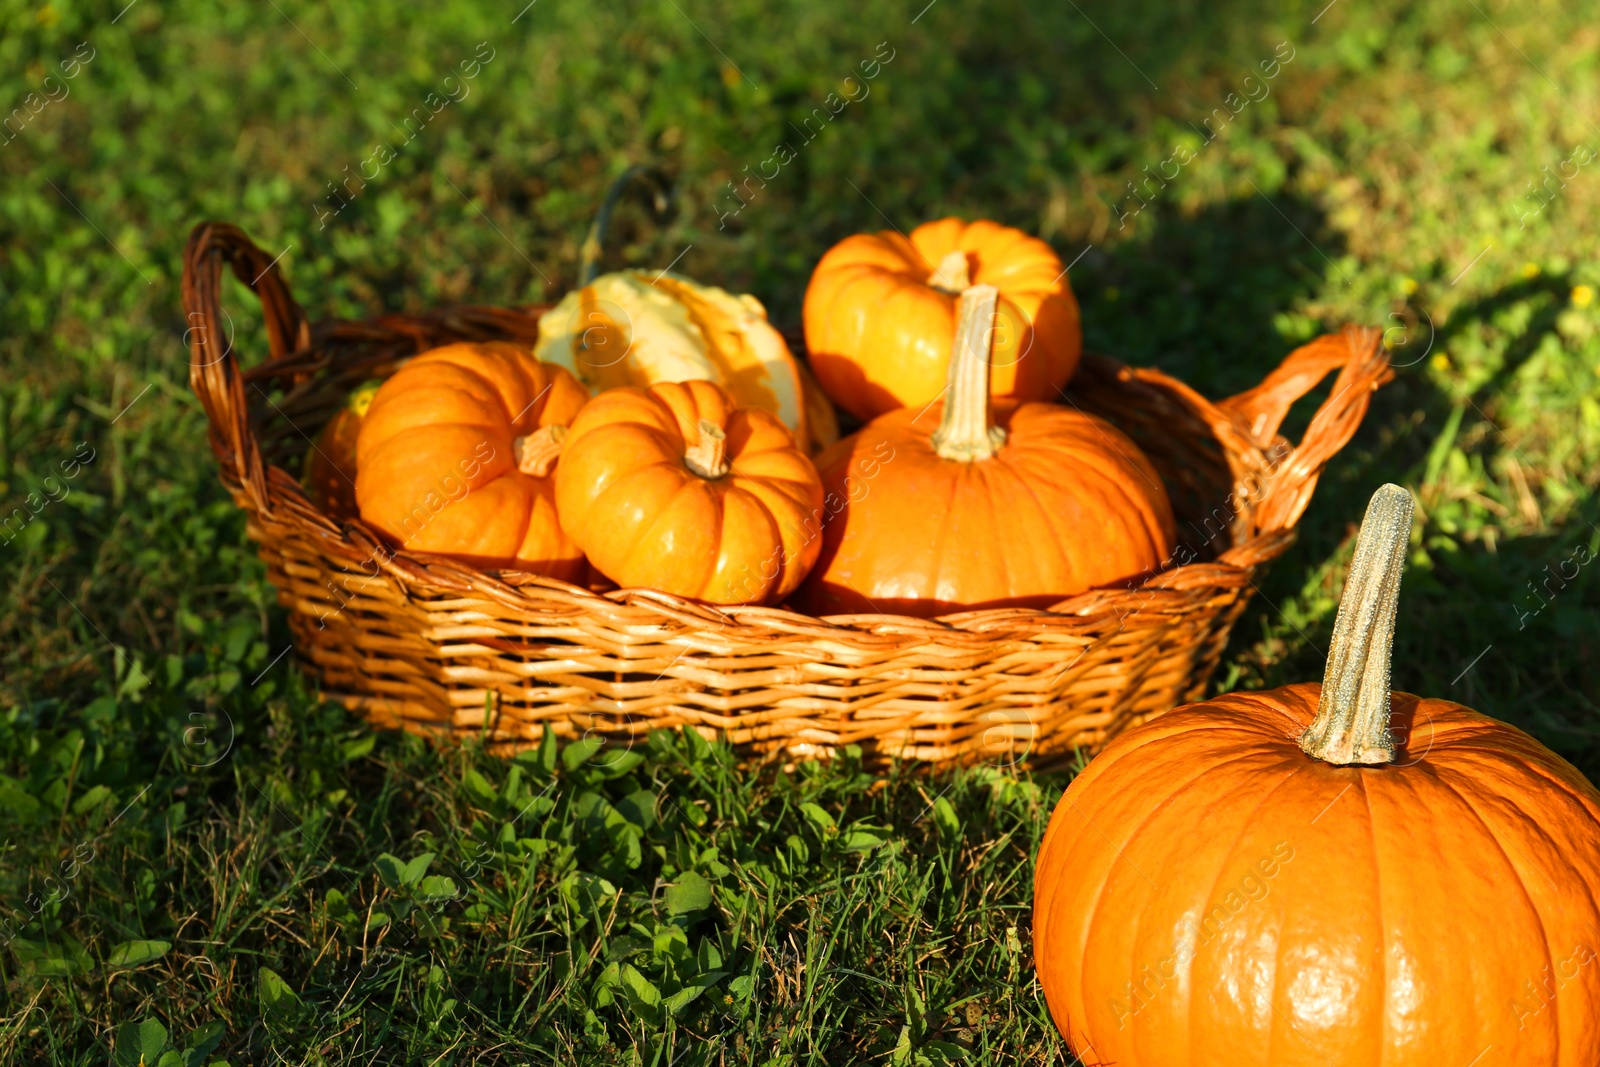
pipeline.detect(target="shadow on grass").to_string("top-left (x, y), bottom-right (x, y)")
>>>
top-left (1066, 192), bottom-right (1598, 777)
top-left (1080, 192), bottom-right (1347, 398)
top-left (1228, 273), bottom-right (1600, 778)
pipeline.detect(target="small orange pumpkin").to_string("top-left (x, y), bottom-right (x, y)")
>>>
top-left (1034, 485), bottom-right (1600, 1065)
top-left (553, 380), bottom-right (824, 605)
top-left (803, 217), bottom-right (1081, 421)
top-left (793, 285), bottom-right (1172, 618)
top-left (355, 342), bottom-right (590, 576)
top-left (305, 379), bottom-right (379, 520)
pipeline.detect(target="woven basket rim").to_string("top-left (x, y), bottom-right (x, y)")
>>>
top-left (181, 221), bottom-right (1394, 654)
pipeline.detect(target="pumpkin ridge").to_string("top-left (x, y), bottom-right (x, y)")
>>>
top-left (1438, 725), bottom-right (1600, 825)
top-left (1453, 745), bottom-right (1600, 1051)
top-left (1263, 870), bottom-right (1283, 1067)
top-left (924, 460), bottom-right (966, 608)
top-left (506, 364), bottom-right (566, 432)
top-left (812, 263), bottom-right (876, 355)
top-left (617, 473), bottom-right (694, 588)
top-left (993, 449), bottom-right (1076, 592)
top-left (507, 473), bottom-right (539, 564)
top-left (1009, 404), bottom-right (1160, 482)
top-left (490, 357), bottom-right (552, 430)
top-left (592, 461), bottom-right (697, 566)
top-left (375, 415), bottom-right (501, 435)
top-left (1009, 436), bottom-right (1165, 577)
top-left (1036, 411), bottom-right (1170, 518)
top-left (721, 482), bottom-right (785, 601)
top-left (575, 424), bottom-right (685, 507)
top-left (366, 421), bottom-right (505, 460)
top-left (1420, 762), bottom-right (1561, 1057)
top-left (1175, 756), bottom-right (1313, 1061)
top-left (1050, 746), bottom-right (1225, 1049)
top-left (877, 279), bottom-right (944, 401)
top-left (698, 476), bottom-right (727, 599)
top-left (360, 371), bottom-right (506, 435)
top-left (1058, 746), bottom-right (1290, 1048)
top-left (1060, 448), bottom-right (1170, 570)
top-left (1355, 771), bottom-right (1392, 1064)
top-left (967, 230), bottom-right (1034, 278)
top-left (418, 355), bottom-right (522, 420)
top-left (728, 473), bottom-right (814, 519)
top-left (959, 461), bottom-right (1008, 598)
top-left (1043, 435), bottom-right (1171, 563)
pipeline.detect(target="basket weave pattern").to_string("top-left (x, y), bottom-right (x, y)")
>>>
top-left (182, 223), bottom-right (1391, 764)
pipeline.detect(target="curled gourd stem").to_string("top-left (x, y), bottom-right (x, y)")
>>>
top-left (1299, 483), bottom-right (1416, 766)
top-left (683, 419), bottom-right (730, 479)
top-left (514, 424), bottom-right (568, 478)
top-left (932, 284), bottom-right (1007, 462)
top-left (928, 250), bottom-right (972, 293)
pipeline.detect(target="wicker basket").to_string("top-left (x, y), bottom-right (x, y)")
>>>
top-left (181, 222), bottom-right (1391, 765)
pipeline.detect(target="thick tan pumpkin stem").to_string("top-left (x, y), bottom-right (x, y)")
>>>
top-left (514, 424), bottom-right (568, 477)
top-left (683, 419), bottom-right (730, 479)
top-left (928, 250), bottom-right (972, 293)
top-left (1299, 483), bottom-right (1416, 766)
top-left (932, 284), bottom-right (1007, 462)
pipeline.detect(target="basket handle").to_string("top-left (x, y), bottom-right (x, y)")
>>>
top-left (578, 164), bottom-right (675, 284)
top-left (181, 222), bottom-right (312, 516)
top-left (1216, 325), bottom-right (1392, 535)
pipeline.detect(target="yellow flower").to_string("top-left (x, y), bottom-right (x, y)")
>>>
top-left (1400, 277), bottom-right (1418, 295)
top-left (1430, 352), bottom-right (1451, 372)
top-left (1521, 262), bottom-right (1541, 279)
top-left (1573, 285), bottom-right (1595, 308)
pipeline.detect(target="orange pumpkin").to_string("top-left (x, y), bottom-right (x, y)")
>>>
top-left (803, 217), bottom-right (1081, 421)
top-left (1034, 485), bottom-right (1600, 1066)
top-left (793, 285), bottom-right (1172, 618)
top-left (305, 379), bottom-right (379, 520)
top-left (553, 379), bottom-right (824, 605)
top-left (354, 342), bottom-right (590, 576)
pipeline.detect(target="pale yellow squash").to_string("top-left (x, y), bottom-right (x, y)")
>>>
top-left (535, 271), bottom-right (834, 453)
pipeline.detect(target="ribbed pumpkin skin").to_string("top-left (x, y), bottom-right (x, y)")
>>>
top-left (1033, 683), bottom-right (1600, 1067)
top-left (803, 218), bottom-right (1082, 421)
top-left (355, 342), bottom-right (590, 576)
top-left (792, 400), bottom-right (1174, 617)
top-left (554, 380), bottom-right (824, 605)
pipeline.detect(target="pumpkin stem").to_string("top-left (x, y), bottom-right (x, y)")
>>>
top-left (683, 419), bottom-right (730, 479)
top-left (928, 250), bottom-right (972, 294)
top-left (1298, 483), bottom-right (1416, 766)
top-left (932, 284), bottom-right (1007, 462)
top-left (513, 424), bottom-right (568, 478)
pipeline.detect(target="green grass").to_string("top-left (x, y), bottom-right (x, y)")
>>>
top-left (3, 0), bottom-right (1600, 1061)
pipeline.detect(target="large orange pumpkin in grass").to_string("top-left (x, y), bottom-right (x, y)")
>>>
top-left (1033, 485), bottom-right (1600, 1067)
top-left (803, 217), bottom-right (1081, 421)
top-left (355, 342), bottom-right (590, 576)
top-left (554, 379), bottom-right (824, 605)
top-left (792, 285), bottom-right (1172, 618)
